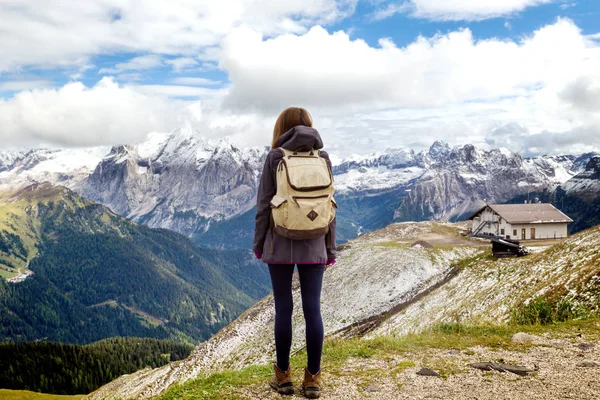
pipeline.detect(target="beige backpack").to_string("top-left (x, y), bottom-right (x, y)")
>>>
top-left (269, 148), bottom-right (337, 245)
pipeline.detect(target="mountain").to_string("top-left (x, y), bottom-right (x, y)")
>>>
top-left (505, 155), bottom-right (600, 233)
top-left (87, 221), bottom-right (600, 399)
top-left (0, 183), bottom-right (270, 344)
top-left (0, 126), bottom-right (595, 248)
top-left (80, 125), bottom-right (267, 237)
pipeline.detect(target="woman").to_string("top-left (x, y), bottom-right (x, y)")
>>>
top-left (253, 107), bottom-right (336, 399)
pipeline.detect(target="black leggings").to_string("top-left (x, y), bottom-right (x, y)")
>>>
top-left (268, 264), bottom-right (325, 375)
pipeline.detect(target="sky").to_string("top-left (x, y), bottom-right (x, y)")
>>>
top-left (1, 0), bottom-right (600, 157)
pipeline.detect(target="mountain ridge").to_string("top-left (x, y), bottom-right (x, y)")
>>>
top-left (0, 126), bottom-right (597, 247)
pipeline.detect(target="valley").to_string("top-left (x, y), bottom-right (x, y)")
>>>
top-left (0, 183), bottom-right (270, 344)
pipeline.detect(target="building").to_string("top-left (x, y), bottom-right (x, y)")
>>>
top-left (467, 203), bottom-right (572, 240)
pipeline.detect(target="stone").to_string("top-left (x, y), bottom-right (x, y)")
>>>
top-left (416, 368), bottom-right (441, 377)
top-left (511, 332), bottom-right (540, 343)
top-left (364, 385), bottom-right (382, 392)
top-left (469, 362), bottom-right (533, 376)
top-left (576, 342), bottom-right (596, 351)
top-left (576, 361), bottom-right (600, 368)
top-left (447, 350), bottom-right (461, 355)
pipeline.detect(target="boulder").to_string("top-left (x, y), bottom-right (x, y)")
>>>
top-left (511, 332), bottom-right (540, 343)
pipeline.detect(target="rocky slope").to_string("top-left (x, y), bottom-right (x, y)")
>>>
top-left (1, 127), bottom-right (595, 246)
top-left (87, 222), bottom-right (599, 400)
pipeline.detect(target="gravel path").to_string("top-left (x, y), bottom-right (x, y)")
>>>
top-left (238, 335), bottom-right (600, 400)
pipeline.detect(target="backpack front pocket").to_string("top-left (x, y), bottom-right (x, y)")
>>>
top-left (287, 194), bottom-right (332, 231)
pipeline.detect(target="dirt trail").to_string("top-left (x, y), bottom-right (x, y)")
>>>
top-left (239, 335), bottom-right (600, 399)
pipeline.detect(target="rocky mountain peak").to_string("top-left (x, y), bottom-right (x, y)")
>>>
top-left (428, 140), bottom-right (451, 160)
top-left (584, 156), bottom-right (600, 179)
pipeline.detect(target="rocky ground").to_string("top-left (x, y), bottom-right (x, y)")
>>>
top-left (237, 329), bottom-right (600, 400)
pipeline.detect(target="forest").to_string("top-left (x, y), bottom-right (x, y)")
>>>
top-left (0, 337), bottom-right (193, 395)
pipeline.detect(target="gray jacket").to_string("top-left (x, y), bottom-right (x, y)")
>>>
top-left (253, 126), bottom-right (337, 264)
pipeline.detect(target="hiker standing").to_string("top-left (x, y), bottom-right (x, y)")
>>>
top-left (253, 107), bottom-right (337, 398)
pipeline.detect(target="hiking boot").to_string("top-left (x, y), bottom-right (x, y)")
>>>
top-left (269, 364), bottom-right (294, 395)
top-left (302, 367), bottom-right (322, 399)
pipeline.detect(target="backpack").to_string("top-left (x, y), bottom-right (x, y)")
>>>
top-left (269, 148), bottom-right (337, 244)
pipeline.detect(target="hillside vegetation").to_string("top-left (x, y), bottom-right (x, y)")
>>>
top-left (0, 183), bottom-right (270, 344)
top-left (0, 337), bottom-right (193, 395)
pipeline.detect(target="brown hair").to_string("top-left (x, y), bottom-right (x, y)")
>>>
top-left (272, 107), bottom-right (313, 149)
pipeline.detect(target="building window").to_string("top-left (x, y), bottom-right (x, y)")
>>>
top-left (513, 229), bottom-right (517, 236)
top-left (501, 229), bottom-right (505, 235)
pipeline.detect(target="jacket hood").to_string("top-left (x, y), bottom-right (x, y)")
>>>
top-left (275, 126), bottom-right (324, 152)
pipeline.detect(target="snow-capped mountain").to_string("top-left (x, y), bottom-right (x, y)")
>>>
top-left (395, 143), bottom-right (587, 221)
top-left (562, 155), bottom-right (600, 199)
top-left (0, 147), bottom-right (110, 189)
top-left (0, 126), bottom-right (595, 247)
top-left (80, 123), bottom-right (267, 236)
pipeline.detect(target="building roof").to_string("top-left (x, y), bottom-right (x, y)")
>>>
top-left (467, 203), bottom-right (573, 224)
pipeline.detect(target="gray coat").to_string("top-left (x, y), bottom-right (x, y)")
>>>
top-left (253, 126), bottom-right (337, 264)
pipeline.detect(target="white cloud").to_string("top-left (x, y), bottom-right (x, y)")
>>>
top-left (134, 85), bottom-right (228, 98)
top-left (0, 0), bottom-right (356, 71)
top-left (217, 18), bottom-right (600, 156)
top-left (99, 55), bottom-right (163, 74)
top-left (220, 19), bottom-right (592, 112)
top-left (0, 77), bottom-right (188, 147)
top-left (1, 15), bottom-right (599, 158)
top-left (0, 80), bottom-right (54, 91)
top-left (170, 77), bottom-right (222, 86)
top-left (165, 57), bottom-right (199, 72)
top-left (559, 2), bottom-right (576, 10)
top-left (372, 0), bottom-right (552, 21)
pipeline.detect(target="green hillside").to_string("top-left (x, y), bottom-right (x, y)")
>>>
top-left (0, 337), bottom-right (193, 395)
top-left (0, 183), bottom-right (269, 344)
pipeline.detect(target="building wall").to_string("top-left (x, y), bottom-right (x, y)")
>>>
top-left (509, 223), bottom-right (568, 240)
top-left (471, 208), bottom-right (501, 236)
top-left (472, 209), bottom-right (568, 239)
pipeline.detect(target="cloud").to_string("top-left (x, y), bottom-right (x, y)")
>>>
top-left (0, 0), bottom-right (357, 72)
top-left (559, 76), bottom-right (600, 113)
top-left (0, 77), bottom-right (188, 147)
top-left (371, 0), bottom-right (552, 21)
top-left (559, 2), bottom-right (576, 9)
top-left (217, 18), bottom-right (600, 156)
top-left (0, 80), bottom-right (54, 91)
top-left (486, 122), bottom-right (599, 156)
top-left (220, 19), bottom-right (592, 112)
top-left (99, 55), bottom-right (163, 74)
top-left (134, 85), bottom-right (228, 98)
top-left (170, 77), bottom-right (222, 86)
top-left (165, 57), bottom-right (199, 72)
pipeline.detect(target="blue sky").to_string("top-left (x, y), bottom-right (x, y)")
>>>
top-left (0, 0), bottom-right (599, 157)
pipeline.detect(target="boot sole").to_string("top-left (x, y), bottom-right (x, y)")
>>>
top-left (269, 382), bottom-right (294, 395)
top-left (303, 388), bottom-right (321, 398)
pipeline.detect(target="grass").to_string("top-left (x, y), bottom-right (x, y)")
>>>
top-left (0, 389), bottom-right (84, 400)
top-left (512, 297), bottom-right (596, 326)
top-left (156, 318), bottom-right (600, 400)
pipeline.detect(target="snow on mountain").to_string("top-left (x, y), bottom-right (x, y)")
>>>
top-left (79, 124), bottom-right (268, 236)
top-left (562, 155), bottom-right (600, 199)
top-left (0, 147), bottom-right (110, 189)
top-left (394, 143), bottom-right (583, 221)
top-left (0, 128), bottom-right (594, 244)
